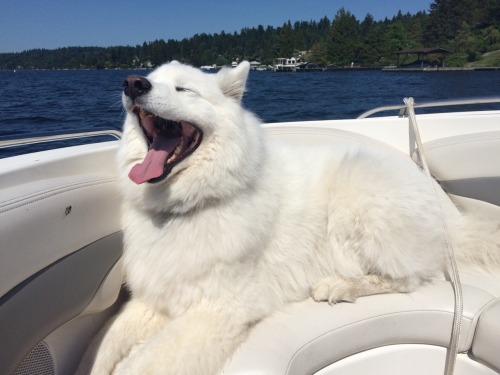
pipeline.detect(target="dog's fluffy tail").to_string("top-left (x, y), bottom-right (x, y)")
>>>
top-left (451, 214), bottom-right (500, 272)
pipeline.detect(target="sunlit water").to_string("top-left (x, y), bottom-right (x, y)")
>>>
top-left (1, 68), bottom-right (499, 156)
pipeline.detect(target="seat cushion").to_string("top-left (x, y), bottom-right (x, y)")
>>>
top-left (472, 299), bottom-right (500, 372)
top-left (222, 281), bottom-right (498, 375)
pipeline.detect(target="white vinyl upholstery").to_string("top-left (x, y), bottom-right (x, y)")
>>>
top-left (420, 131), bottom-right (500, 181)
top-left (0, 143), bottom-right (122, 299)
top-left (0, 143), bottom-right (125, 373)
top-left (472, 299), bottom-right (500, 372)
top-left (417, 130), bottom-right (500, 212)
top-left (222, 280), bottom-right (500, 374)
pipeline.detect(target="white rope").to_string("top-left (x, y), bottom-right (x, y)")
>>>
top-left (403, 97), bottom-right (463, 375)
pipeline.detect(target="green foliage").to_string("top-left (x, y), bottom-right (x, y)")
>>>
top-left (423, 0), bottom-right (500, 66)
top-left (325, 8), bottom-right (361, 66)
top-left (1, 1), bottom-right (498, 70)
top-left (468, 50), bottom-right (500, 67)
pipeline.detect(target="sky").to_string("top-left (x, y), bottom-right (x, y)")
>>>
top-left (0, 0), bottom-right (432, 53)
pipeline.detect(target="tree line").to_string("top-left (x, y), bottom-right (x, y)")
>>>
top-left (1, 0), bottom-right (499, 70)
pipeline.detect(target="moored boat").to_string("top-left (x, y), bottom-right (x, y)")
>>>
top-left (273, 56), bottom-right (308, 72)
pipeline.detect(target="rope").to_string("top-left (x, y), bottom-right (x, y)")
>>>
top-left (403, 97), bottom-right (463, 375)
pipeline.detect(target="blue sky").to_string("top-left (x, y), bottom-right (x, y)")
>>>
top-left (0, 0), bottom-right (432, 53)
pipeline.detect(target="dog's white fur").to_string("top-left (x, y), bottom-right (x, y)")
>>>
top-left (78, 61), bottom-right (500, 374)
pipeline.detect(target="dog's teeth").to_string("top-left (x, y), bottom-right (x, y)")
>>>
top-left (174, 138), bottom-right (185, 155)
top-left (166, 138), bottom-right (185, 164)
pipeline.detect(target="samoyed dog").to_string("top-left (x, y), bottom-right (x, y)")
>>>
top-left (78, 61), bottom-right (499, 374)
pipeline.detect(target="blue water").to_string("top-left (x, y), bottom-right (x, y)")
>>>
top-left (1, 69), bottom-right (499, 155)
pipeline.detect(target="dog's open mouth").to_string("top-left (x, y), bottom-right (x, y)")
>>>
top-left (128, 107), bottom-right (203, 184)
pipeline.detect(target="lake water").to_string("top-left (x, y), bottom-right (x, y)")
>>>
top-left (1, 68), bottom-right (500, 156)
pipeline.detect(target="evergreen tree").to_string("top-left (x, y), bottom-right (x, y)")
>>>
top-left (275, 21), bottom-right (296, 57)
top-left (326, 8), bottom-right (361, 65)
top-left (424, 0), bottom-right (475, 46)
top-left (359, 17), bottom-right (387, 65)
top-left (1, 2), bottom-right (498, 70)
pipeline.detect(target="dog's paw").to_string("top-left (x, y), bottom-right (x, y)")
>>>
top-left (311, 277), bottom-right (358, 304)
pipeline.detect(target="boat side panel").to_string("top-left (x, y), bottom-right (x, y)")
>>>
top-left (0, 232), bottom-right (122, 374)
top-left (0, 144), bottom-right (122, 299)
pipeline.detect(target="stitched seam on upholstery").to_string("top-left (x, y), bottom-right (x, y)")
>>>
top-left (0, 176), bottom-right (116, 206)
top-left (284, 310), bottom-right (475, 374)
top-left (0, 176), bottom-right (117, 214)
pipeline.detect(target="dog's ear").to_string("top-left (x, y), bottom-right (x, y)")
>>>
top-left (216, 61), bottom-right (250, 102)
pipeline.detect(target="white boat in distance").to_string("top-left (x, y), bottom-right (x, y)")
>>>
top-left (1, 97), bottom-right (500, 375)
top-left (273, 56), bottom-right (308, 72)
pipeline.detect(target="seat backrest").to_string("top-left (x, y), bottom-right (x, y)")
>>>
top-left (418, 131), bottom-right (500, 218)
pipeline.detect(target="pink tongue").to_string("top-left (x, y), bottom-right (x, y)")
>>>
top-left (128, 135), bottom-right (181, 184)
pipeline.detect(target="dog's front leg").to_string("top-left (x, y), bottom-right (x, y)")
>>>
top-left (76, 299), bottom-right (168, 375)
top-left (114, 304), bottom-right (251, 375)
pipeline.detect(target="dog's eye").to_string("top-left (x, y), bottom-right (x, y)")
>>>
top-left (175, 86), bottom-right (189, 92)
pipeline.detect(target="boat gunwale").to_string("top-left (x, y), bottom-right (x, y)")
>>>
top-left (357, 96), bottom-right (500, 119)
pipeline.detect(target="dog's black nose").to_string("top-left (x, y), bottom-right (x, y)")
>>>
top-left (123, 75), bottom-right (152, 100)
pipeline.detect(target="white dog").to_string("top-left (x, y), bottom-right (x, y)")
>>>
top-left (77, 61), bottom-right (500, 374)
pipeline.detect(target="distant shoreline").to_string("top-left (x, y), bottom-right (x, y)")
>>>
top-left (382, 66), bottom-right (500, 72)
top-left (3, 66), bottom-right (500, 72)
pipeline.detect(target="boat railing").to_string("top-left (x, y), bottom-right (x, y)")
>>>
top-left (357, 96), bottom-right (500, 119)
top-left (2, 97), bottom-right (500, 150)
top-left (0, 129), bottom-right (122, 150)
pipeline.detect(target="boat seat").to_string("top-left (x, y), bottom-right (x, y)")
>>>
top-left (471, 299), bottom-right (500, 372)
top-left (222, 278), bottom-right (500, 374)
top-left (417, 130), bottom-right (500, 218)
top-left (0, 143), bottom-right (123, 374)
